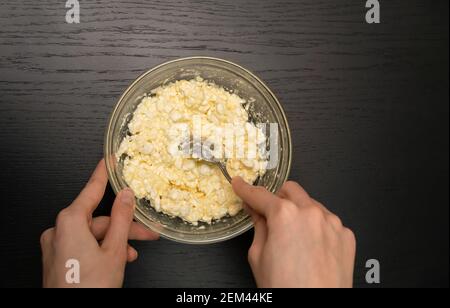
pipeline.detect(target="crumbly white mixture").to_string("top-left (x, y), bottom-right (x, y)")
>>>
top-left (117, 78), bottom-right (267, 225)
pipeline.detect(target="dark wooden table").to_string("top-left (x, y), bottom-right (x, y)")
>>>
top-left (0, 0), bottom-right (448, 288)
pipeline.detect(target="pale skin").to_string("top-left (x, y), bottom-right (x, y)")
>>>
top-left (232, 177), bottom-right (356, 288)
top-left (40, 160), bottom-right (159, 288)
top-left (41, 160), bottom-right (356, 288)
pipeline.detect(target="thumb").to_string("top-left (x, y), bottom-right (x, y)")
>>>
top-left (231, 177), bottom-right (280, 218)
top-left (102, 188), bottom-right (135, 253)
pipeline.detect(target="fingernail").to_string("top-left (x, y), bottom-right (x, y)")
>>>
top-left (121, 189), bottom-right (134, 207)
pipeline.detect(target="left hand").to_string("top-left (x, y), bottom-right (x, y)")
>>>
top-left (40, 159), bottom-right (159, 288)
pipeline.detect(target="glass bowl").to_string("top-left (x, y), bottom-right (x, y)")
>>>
top-left (104, 57), bottom-right (292, 244)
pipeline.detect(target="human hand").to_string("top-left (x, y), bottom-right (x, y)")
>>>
top-left (232, 178), bottom-right (356, 288)
top-left (40, 160), bottom-right (159, 288)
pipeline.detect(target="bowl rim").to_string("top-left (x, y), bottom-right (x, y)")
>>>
top-left (104, 56), bottom-right (292, 244)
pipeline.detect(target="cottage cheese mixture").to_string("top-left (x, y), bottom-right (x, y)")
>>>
top-left (117, 78), bottom-right (268, 225)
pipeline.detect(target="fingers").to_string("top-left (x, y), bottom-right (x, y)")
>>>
top-left (308, 196), bottom-right (344, 231)
top-left (70, 160), bottom-right (108, 216)
top-left (232, 177), bottom-right (281, 217)
top-left (244, 204), bottom-right (268, 264)
top-left (102, 188), bottom-right (136, 253)
top-left (310, 197), bottom-right (332, 215)
top-left (90, 216), bottom-right (159, 241)
top-left (277, 181), bottom-right (311, 208)
top-left (278, 181), bottom-right (333, 215)
top-left (92, 216), bottom-right (155, 263)
top-left (127, 245), bottom-right (138, 263)
top-left (40, 228), bottom-right (55, 251)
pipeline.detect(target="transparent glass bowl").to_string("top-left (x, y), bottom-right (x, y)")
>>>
top-left (104, 57), bottom-right (292, 244)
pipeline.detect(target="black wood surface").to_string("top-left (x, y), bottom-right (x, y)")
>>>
top-left (0, 0), bottom-right (448, 288)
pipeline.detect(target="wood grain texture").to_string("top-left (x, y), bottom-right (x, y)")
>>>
top-left (0, 0), bottom-right (448, 288)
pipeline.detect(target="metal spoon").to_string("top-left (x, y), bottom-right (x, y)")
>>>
top-left (180, 139), bottom-right (232, 183)
top-left (199, 154), bottom-right (232, 183)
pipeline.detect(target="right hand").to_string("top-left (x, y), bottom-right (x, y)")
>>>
top-left (232, 178), bottom-right (356, 288)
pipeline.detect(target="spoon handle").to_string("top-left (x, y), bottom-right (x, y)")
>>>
top-left (217, 162), bottom-right (232, 183)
